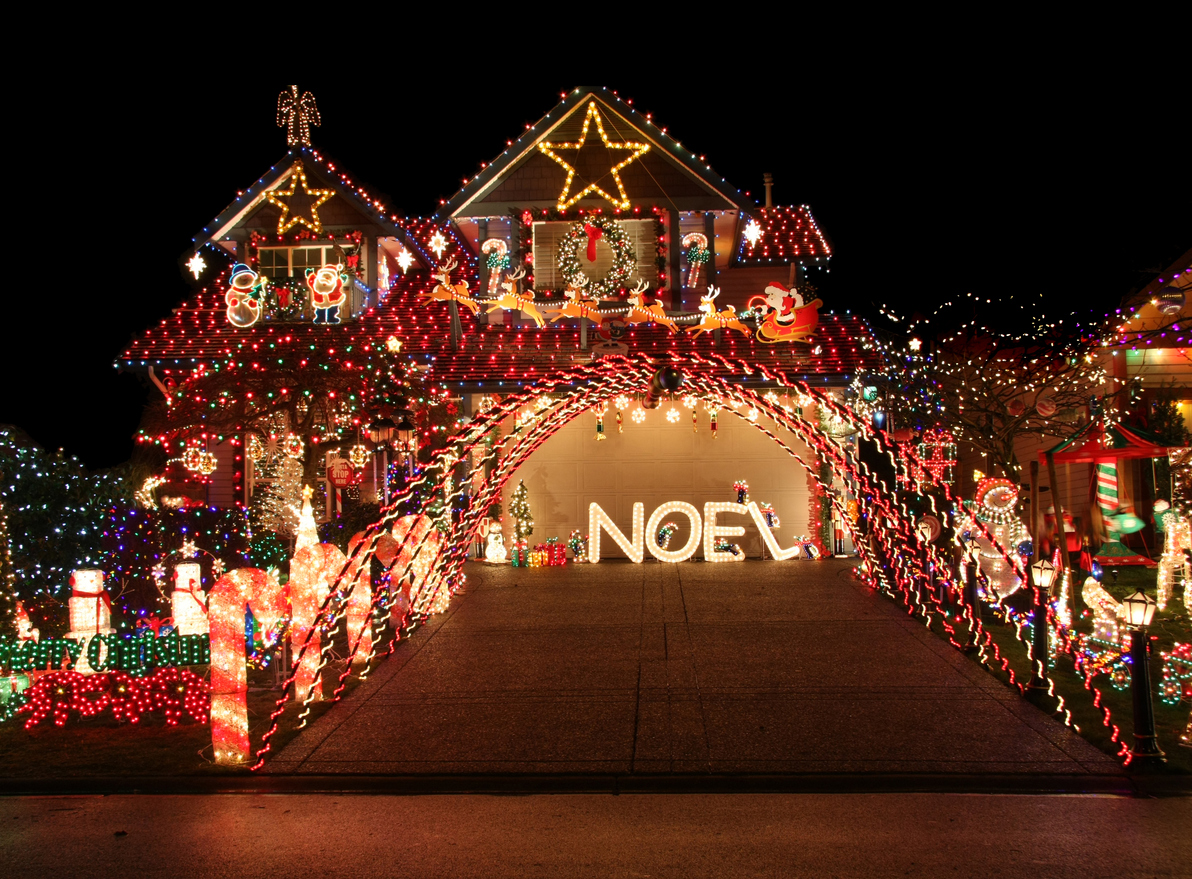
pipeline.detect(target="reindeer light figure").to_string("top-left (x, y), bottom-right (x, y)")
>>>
top-left (552, 274), bottom-right (605, 325)
top-left (422, 257), bottom-right (480, 314)
top-left (687, 286), bottom-right (750, 337)
top-left (623, 280), bottom-right (679, 333)
top-left (485, 267), bottom-right (546, 328)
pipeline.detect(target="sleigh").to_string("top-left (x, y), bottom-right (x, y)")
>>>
top-left (748, 297), bottom-right (822, 344)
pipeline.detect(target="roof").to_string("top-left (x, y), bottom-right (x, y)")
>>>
top-left (121, 219), bottom-right (475, 369)
top-left (1041, 417), bottom-right (1171, 463)
top-left (438, 87), bottom-right (757, 219)
top-left (189, 147), bottom-right (432, 265)
top-left (120, 260), bottom-right (883, 386)
top-left (735, 206), bottom-right (833, 266)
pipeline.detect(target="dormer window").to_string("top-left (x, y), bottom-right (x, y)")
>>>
top-left (257, 245), bottom-right (341, 278)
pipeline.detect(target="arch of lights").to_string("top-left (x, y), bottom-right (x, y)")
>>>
top-left (242, 352), bottom-right (1122, 769)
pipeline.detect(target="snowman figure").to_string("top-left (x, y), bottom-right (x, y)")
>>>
top-left (761, 282), bottom-right (804, 327)
top-left (225, 264), bottom-right (264, 328)
top-left (485, 521), bottom-right (508, 563)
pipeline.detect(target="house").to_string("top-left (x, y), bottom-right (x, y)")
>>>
top-left (118, 86), bottom-right (885, 557)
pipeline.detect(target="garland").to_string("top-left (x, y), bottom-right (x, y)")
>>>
top-left (556, 216), bottom-right (636, 298)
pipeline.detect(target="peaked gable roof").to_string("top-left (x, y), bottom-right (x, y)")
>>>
top-left (440, 87), bottom-right (757, 219)
top-left (191, 147), bottom-right (432, 265)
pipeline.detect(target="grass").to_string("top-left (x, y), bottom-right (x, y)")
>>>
top-left (933, 565), bottom-right (1192, 774)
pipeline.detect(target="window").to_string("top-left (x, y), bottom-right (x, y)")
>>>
top-left (257, 245), bottom-right (340, 278)
top-left (531, 219), bottom-right (659, 290)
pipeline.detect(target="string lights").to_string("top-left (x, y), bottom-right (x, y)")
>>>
top-left (537, 99), bottom-right (650, 210)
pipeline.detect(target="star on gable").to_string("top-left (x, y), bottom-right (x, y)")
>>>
top-left (537, 101), bottom-right (650, 210)
top-left (262, 162), bottom-right (335, 234)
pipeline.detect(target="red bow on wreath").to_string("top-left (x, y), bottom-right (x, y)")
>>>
top-left (583, 223), bottom-right (603, 262)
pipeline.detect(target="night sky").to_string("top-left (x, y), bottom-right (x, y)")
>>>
top-left (5, 56), bottom-right (1186, 470)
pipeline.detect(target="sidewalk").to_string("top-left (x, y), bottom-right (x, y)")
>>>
top-left (264, 559), bottom-right (1127, 788)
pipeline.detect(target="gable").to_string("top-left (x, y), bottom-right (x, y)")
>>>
top-left (445, 89), bottom-right (750, 218)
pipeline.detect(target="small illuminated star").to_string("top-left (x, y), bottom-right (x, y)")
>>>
top-left (631, 408), bottom-right (646, 424)
top-left (151, 563), bottom-right (166, 581)
top-left (180, 539), bottom-right (198, 559)
top-left (743, 219), bottom-right (763, 248)
top-left (396, 248), bottom-right (414, 273)
top-left (262, 162), bottom-right (335, 235)
top-left (909, 338), bottom-right (922, 351)
top-left (428, 232), bottom-right (448, 259)
top-left (537, 100), bottom-right (651, 210)
top-left (186, 253), bottom-right (207, 279)
top-left (666, 408), bottom-right (681, 424)
top-left (386, 335), bottom-right (402, 353)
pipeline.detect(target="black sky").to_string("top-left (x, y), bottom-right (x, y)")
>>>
top-left (4, 40), bottom-right (1186, 470)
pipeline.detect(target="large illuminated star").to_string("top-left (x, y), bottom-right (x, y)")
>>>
top-left (537, 101), bottom-right (650, 210)
top-left (262, 162), bottom-right (335, 234)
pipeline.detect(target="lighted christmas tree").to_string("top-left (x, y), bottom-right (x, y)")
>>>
top-left (0, 495), bottom-right (17, 637)
top-left (295, 485), bottom-right (319, 551)
top-left (252, 455), bottom-right (304, 537)
top-left (510, 479), bottom-right (533, 540)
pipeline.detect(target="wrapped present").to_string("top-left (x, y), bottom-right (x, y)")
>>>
top-left (135, 616), bottom-right (176, 638)
top-left (511, 540), bottom-right (530, 567)
top-left (171, 562), bottom-right (209, 636)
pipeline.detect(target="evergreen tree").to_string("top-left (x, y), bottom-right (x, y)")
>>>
top-left (251, 456), bottom-right (304, 538)
top-left (510, 480), bottom-right (533, 540)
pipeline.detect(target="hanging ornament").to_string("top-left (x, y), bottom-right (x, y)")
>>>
top-left (594, 405), bottom-right (608, 441)
top-left (666, 407), bottom-right (681, 424)
top-left (692, 407), bottom-right (698, 433)
top-left (631, 407), bottom-right (647, 424)
top-left (348, 443), bottom-right (370, 469)
top-left (283, 433), bottom-right (305, 460)
top-left (181, 444), bottom-right (204, 472)
top-left (616, 410), bottom-right (623, 433)
top-left (197, 451), bottom-right (218, 476)
top-left (1156, 285), bottom-right (1186, 316)
top-left (246, 434), bottom-right (266, 463)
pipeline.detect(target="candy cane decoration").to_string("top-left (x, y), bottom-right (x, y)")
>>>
top-left (209, 568), bottom-right (286, 764)
top-left (682, 232), bottom-right (710, 288)
top-left (481, 238), bottom-right (509, 297)
top-left (290, 543), bottom-right (348, 703)
top-left (390, 514), bottom-right (444, 614)
top-left (342, 532), bottom-right (391, 662)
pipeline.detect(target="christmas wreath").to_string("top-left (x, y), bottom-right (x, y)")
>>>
top-left (556, 216), bottom-right (636, 299)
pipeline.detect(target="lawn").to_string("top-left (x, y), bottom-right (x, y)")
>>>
top-left (936, 563), bottom-right (1192, 774)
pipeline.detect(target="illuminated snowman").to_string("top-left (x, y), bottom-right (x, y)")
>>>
top-left (171, 561), bottom-right (209, 636)
top-left (66, 569), bottom-right (116, 673)
top-left (484, 521), bottom-right (508, 563)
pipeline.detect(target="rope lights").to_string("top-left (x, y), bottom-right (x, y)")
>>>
top-left (238, 351), bottom-right (1136, 770)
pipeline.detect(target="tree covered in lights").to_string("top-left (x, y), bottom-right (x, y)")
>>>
top-left (0, 427), bottom-right (133, 633)
top-left (853, 295), bottom-right (1114, 479)
top-left (510, 479), bottom-right (533, 540)
top-left (137, 333), bottom-right (463, 536)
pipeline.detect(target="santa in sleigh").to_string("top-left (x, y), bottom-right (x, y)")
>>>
top-left (748, 282), bottom-right (821, 343)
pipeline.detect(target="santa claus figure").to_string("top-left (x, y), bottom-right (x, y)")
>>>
top-left (761, 282), bottom-right (804, 326)
top-left (305, 263), bottom-right (348, 324)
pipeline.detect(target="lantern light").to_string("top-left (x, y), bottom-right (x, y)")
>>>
top-left (1120, 590), bottom-right (1158, 629)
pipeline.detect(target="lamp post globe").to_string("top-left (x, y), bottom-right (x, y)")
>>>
top-left (1122, 591), bottom-right (1165, 765)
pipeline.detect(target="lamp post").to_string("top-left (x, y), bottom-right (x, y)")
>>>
top-left (1028, 557), bottom-right (1055, 690)
top-left (963, 539), bottom-right (981, 651)
top-left (395, 413), bottom-right (416, 476)
top-left (1121, 590), bottom-right (1166, 764)
top-left (915, 520), bottom-right (933, 610)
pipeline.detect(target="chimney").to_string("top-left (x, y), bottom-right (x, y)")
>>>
top-left (763, 172), bottom-right (774, 207)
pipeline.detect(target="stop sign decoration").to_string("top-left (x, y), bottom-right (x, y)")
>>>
top-left (326, 456), bottom-right (362, 488)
